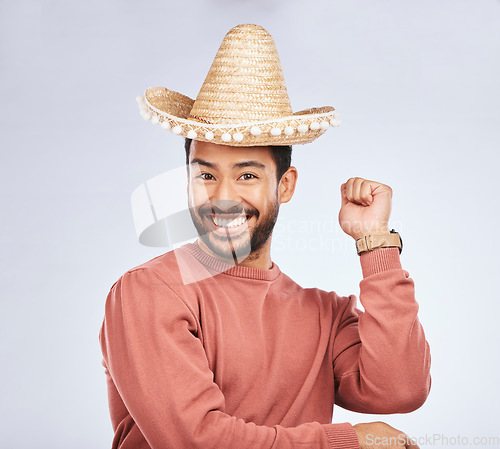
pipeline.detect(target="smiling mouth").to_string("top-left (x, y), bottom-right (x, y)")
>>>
top-left (209, 214), bottom-right (252, 228)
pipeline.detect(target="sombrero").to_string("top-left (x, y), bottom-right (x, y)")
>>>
top-left (136, 24), bottom-right (341, 147)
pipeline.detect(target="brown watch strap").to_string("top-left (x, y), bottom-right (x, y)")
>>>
top-left (356, 231), bottom-right (402, 255)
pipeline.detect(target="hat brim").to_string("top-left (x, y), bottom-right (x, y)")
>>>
top-left (137, 87), bottom-right (341, 146)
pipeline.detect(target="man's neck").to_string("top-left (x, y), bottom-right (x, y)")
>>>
top-left (194, 239), bottom-right (273, 270)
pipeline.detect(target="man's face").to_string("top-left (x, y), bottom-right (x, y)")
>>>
top-left (187, 140), bottom-right (280, 262)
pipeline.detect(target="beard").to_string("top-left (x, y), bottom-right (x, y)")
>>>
top-left (189, 196), bottom-right (279, 264)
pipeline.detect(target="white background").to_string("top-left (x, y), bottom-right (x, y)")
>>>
top-left (1, 0), bottom-right (499, 448)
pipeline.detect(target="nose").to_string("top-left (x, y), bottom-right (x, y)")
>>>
top-left (211, 178), bottom-right (241, 205)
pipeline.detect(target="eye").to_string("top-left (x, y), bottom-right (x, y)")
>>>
top-left (239, 173), bottom-right (257, 180)
top-left (197, 173), bottom-right (214, 181)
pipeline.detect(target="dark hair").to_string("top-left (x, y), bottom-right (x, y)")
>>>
top-left (184, 138), bottom-right (292, 181)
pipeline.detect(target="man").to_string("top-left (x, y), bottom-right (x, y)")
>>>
top-left (99, 24), bottom-right (430, 449)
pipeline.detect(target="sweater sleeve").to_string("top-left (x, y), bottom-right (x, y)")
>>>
top-left (99, 267), bottom-right (360, 449)
top-left (332, 248), bottom-right (431, 414)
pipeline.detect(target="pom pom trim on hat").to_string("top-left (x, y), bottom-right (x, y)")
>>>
top-left (137, 93), bottom-right (340, 147)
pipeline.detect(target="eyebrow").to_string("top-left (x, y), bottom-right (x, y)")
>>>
top-left (190, 158), bottom-right (217, 169)
top-left (189, 158), bottom-right (266, 170)
top-left (232, 161), bottom-right (266, 170)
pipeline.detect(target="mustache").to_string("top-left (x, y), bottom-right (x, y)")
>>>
top-left (197, 200), bottom-right (258, 217)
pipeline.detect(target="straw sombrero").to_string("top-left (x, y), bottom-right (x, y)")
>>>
top-left (136, 24), bottom-right (341, 147)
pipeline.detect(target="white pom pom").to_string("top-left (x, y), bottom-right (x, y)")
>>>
top-left (161, 121), bottom-right (171, 130)
top-left (233, 132), bottom-right (244, 142)
top-left (221, 133), bottom-right (231, 142)
top-left (297, 124), bottom-right (308, 133)
top-left (205, 131), bottom-right (214, 140)
top-left (172, 125), bottom-right (183, 135)
top-left (310, 122), bottom-right (320, 130)
top-left (270, 127), bottom-right (282, 136)
top-left (136, 95), bottom-right (145, 104)
top-left (187, 130), bottom-right (197, 139)
top-left (320, 121), bottom-right (330, 130)
top-left (250, 126), bottom-right (262, 136)
top-left (330, 118), bottom-right (342, 127)
top-left (151, 115), bottom-right (160, 125)
top-left (142, 111), bottom-right (152, 121)
top-left (332, 110), bottom-right (340, 119)
top-left (284, 126), bottom-right (294, 135)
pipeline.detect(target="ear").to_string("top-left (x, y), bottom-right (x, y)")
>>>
top-left (278, 166), bottom-right (298, 204)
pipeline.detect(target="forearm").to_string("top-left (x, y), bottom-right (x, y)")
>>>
top-left (333, 248), bottom-right (431, 413)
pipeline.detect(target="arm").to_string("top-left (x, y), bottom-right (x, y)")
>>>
top-left (333, 177), bottom-right (431, 413)
top-left (99, 267), bottom-right (360, 449)
top-left (332, 247), bottom-right (431, 413)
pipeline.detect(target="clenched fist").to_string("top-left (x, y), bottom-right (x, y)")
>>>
top-left (339, 177), bottom-right (392, 240)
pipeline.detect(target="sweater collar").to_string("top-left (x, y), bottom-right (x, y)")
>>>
top-left (182, 242), bottom-right (281, 281)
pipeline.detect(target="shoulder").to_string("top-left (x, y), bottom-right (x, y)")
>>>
top-left (128, 248), bottom-right (179, 277)
top-left (108, 249), bottom-right (180, 299)
top-left (108, 246), bottom-right (201, 320)
top-left (116, 245), bottom-right (196, 288)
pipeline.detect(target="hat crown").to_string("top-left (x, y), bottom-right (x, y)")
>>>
top-left (188, 24), bottom-right (293, 125)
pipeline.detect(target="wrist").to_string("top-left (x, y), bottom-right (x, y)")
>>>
top-left (350, 226), bottom-right (389, 241)
top-left (355, 230), bottom-right (402, 256)
top-left (323, 422), bottom-right (360, 449)
top-left (360, 247), bottom-right (402, 277)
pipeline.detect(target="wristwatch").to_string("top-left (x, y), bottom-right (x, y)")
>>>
top-left (355, 229), bottom-right (403, 255)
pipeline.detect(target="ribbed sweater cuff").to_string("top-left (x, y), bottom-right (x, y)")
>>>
top-left (360, 247), bottom-right (402, 278)
top-left (322, 422), bottom-right (360, 449)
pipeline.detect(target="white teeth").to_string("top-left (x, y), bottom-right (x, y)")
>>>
top-left (213, 215), bottom-right (248, 228)
top-left (227, 217), bottom-right (243, 227)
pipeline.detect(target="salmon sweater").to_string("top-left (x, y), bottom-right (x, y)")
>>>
top-left (99, 243), bottom-right (431, 449)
